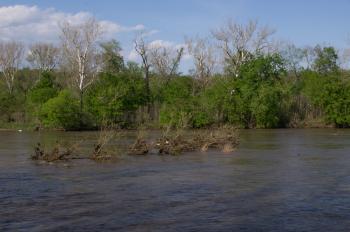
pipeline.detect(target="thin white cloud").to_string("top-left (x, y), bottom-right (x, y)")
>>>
top-left (0, 5), bottom-right (144, 43)
top-left (143, 29), bottom-right (159, 37)
top-left (149, 39), bottom-right (174, 49)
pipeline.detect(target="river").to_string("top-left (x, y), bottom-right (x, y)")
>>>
top-left (1, 129), bottom-right (350, 231)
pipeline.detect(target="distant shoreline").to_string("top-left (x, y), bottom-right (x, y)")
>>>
top-left (0, 125), bottom-right (341, 132)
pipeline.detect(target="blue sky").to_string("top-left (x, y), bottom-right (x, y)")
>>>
top-left (0, 0), bottom-right (349, 69)
top-left (2, 0), bottom-right (349, 45)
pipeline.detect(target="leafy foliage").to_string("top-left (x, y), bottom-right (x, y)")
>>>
top-left (1, 40), bottom-right (349, 130)
top-left (86, 71), bottom-right (146, 125)
top-left (39, 90), bottom-right (80, 130)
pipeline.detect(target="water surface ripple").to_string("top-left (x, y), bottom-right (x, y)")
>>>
top-left (1, 129), bottom-right (350, 231)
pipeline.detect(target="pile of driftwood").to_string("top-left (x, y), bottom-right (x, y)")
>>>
top-left (31, 127), bottom-right (239, 162)
top-left (32, 142), bottom-right (80, 162)
top-left (32, 126), bottom-right (118, 162)
top-left (128, 127), bottom-right (239, 156)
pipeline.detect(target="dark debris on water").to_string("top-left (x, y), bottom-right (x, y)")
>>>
top-left (31, 127), bottom-right (239, 163)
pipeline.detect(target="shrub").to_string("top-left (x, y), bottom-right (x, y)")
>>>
top-left (39, 90), bottom-right (80, 130)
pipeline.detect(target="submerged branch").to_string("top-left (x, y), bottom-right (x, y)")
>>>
top-left (31, 127), bottom-right (239, 163)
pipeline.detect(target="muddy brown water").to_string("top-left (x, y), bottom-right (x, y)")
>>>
top-left (1, 129), bottom-right (350, 231)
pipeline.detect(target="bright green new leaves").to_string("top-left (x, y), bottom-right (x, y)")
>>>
top-left (40, 90), bottom-right (80, 130)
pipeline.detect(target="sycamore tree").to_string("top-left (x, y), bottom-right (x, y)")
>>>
top-left (186, 36), bottom-right (216, 88)
top-left (212, 19), bottom-right (274, 76)
top-left (0, 41), bottom-right (24, 94)
top-left (59, 17), bottom-right (103, 113)
top-left (27, 42), bottom-right (60, 73)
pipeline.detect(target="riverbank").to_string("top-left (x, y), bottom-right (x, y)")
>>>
top-left (0, 114), bottom-right (338, 132)
top-left (0, 122), bottom-right (38, 131)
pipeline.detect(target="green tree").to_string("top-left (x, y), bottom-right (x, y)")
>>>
top-left (234, 54), bottom-right (287, 128)
top-left (0, 90), bottom-right (17, 122)
top-left (39, 90), bottom-right (80, 130)
top-left (86, 71), bottom-right (146, 126)
top-left (100, 39), bottom-right (124, 74)
top-left (26, 72), bottom-right (59, 122)
top-left (28, 72), bottom-right (59, 105)
top-left (159, 76), bottom-right (195, 128)
top-left (313, 46), bottom-right (339, 75)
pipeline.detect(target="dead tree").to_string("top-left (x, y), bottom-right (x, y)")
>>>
top-left (149, 43), bottom-right (184, 82)
top-left (302, 46), bottom-right (316, 70)
top-left (134, 34), bottom-right (152, 114)
top-left (0, 41), bottom-right (24, 94)
top-left (27, 42), bottom-right (60, 72)
top-left (186, 36), bottom-right (216, 87)
top-left (212, 19), bottom-right (274, 75)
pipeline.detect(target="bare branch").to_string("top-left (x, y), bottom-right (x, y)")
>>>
top-left (212, 19), bottom-right (274, 75)
top-left (134, 33), bottom-right (152, 113)
top-left (186, 36), bottom-right (216, 86)
top-left (149, 43), bottom-right (184, 80)
top-left (0, 41), bottom-right (24, 93)
top-left (27, 42), bottom-right (60, 72)
top-left (59, 17), bottom-right (103, 93)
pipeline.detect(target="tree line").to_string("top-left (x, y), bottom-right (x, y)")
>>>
top-left (0, 18), bottom-right (349, 130)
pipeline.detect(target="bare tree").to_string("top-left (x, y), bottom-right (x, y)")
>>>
top-left (280, 42), bottom-right (304, 76)
top-left (186, 36), bottom-right (216, 87)
top-left (0, 41), bottom-right (24, 94)
top-left (59, 17), bottom-right (103, 113)
top-left (212, 19), bottom-right (274, 75)
top-left (149, 43), bottom-right (184, 82)
top-left (302, 46), bottom-right (316, 70)
top-left (27, 42), bottom-right (60, 72)
top-left (134, 34), bottom-right (152, 114)
top-left (134, 34), bottom-right (184, 117)
top-left (339, 48), bottom-right (350, 70)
